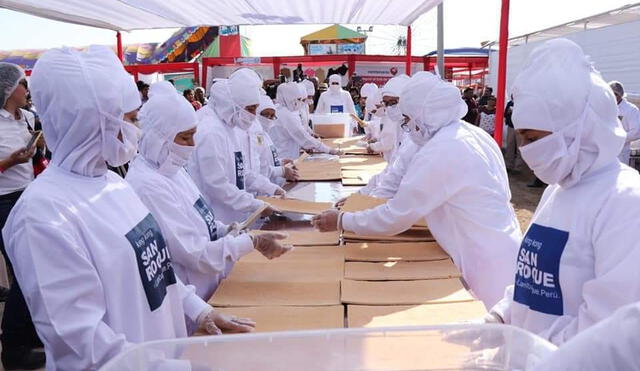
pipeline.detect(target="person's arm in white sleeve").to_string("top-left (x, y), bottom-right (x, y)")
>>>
top-left (342, 142), bottom-right (459, 235)
top-left (370, 148), bottom-right (414, 199)
top-left (136, 189), bottom-right (254, 276)
top-left (282, 114), bottom-right (333, 153)
top-left (343, 92), bottom-right (357, 115)
top-left (193, 133), bottom-right (264, 213)
top-left (369, 119), bottom-right (397, 153)
top-left (175, 277), bottom-right (212, 324)
top-left (6, 220), bottom-right (133, 371)
top-left (315, 93), bottom-right (328, 114)
top-left (244, 169), bottom-right (281, 196)
top-left (626, 105), bottom-right (640, 143)
top-left (541, 193), bottom-right (640, 345)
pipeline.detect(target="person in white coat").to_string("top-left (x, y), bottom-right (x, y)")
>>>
top-left (360, 82), bottom-right (382, 141)
top-left (254, 94), bottom-right (298, 185)
top-left (609, 81), bottom-right (640, 165)
top-left (186, 70), bottom-right (277, 224)
top-left (486, 39), bottom-right (640, 346)
top-left (126, 82), bottom-right (291, 303)
top-left (367, 75), bottom-right (410, 161)
top-left (316, 74), bottom-right (357, 115)
top-left (3, 46), bottom-right (254, 371)
top-left (533, 301), bottom-right (640, 371)
top-left (313, 71), bottom-right (521, 308)
top-left (269, 82), bottom-right (339, 160)
top-left (298, 80), bottom-right (318, 137)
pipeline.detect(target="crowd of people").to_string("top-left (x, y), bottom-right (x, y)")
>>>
top-left (0, 37), bottom-right (638, 370)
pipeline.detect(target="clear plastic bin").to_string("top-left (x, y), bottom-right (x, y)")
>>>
top-left (100, 324), bottom-right (556, 371)
top-left (311, 113), bottom-right (353, 137)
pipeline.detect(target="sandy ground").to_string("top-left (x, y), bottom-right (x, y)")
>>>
top-left (508, 170), bottom-right (545, 232)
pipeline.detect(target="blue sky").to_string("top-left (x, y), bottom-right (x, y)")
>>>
top-left (0, 0), bottom-right (632, 56)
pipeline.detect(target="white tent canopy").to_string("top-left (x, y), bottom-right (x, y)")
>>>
top-left (0, 0), bottom-right (442, 31)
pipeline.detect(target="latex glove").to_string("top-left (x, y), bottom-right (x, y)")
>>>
top-left (197, 308), bottom-right (255, 335)
top-left (274, 187), bottom-right (286, 197)
top-left (252, 232), bottom-right (293, 259)
top-left (281, 158), bottom-right (294, 167)
top-left (225, 222), bottom-right (240, 237)
top-left (311, 209), bottom-right (340, 232)
top-left (329, 148), bottom-right (343, 156)
top-left (366, 145), bottom-right (376, 155)
top-left (260, 204), bottom-right (279, 218)
top-left (482, 311), bottom-right (504, 324)
top-left (283, 164), bottom-right (299, 181)
top-left (334, 196), bottom-right (348, 208)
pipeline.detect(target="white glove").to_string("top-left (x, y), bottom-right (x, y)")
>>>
top-left (252, 232), bottom-right (293, 259)
top-left (196, 307), bottom-right (256, 335)
top-left (274, 187), bottom-right (286, 197)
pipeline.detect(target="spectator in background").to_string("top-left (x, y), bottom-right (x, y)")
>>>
top-left (293, 63), bottom-right (304, 82)
top-left (609, 81), bottom-right (640, 165)
top-left (136, 80), bottom-right (149, 104)
top-left (478, 86), bottom-right (493, 106)
top-left (504, 96), bottom-right (524, 174)
top-left (462, 87), bottom-right (478, 124)
top-left (476, 96), bottom-right (497, 136)
top-left (183, 88), bottom-right (202, 111)
top-left (356, 96), bottom-right (366, 120)
top-left (0, 62), bottom-right (42, 370)
top-left (194, 86), bottom-right (208, 106)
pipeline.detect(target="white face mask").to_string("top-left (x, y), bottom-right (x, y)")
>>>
top-left (158, 142), bottom-right (195, 177)
top-left (232, 108), bottom-right (256, 131)
top-left (406, 118), bottom-right (431, 146)
top-left (329, 83), bottom-right (341, 93)
top-left (374, 106), bottom-right (386, 118)
top-left (386, 104), bottom-right (403, 122)
top-left (519, 132), bottom-right (570, 185)
top-left (259, 115), bottom-right (276, 130)
top-left (104, 119), bottom-right (140, 167)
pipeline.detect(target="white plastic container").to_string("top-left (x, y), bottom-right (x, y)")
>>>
top-left (311, 113), bottom-right (353, 138)
top-left (100, 324), bottom-right (556, 371)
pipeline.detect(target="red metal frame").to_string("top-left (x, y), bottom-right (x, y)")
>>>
top-left (116, 31), bottom-right (123, 62)
top-left (124, 62), bottom-right (200, 85)
top-left (494, 0), bottom-right (510, 145)
top-left (406, 26), bottom-right (412, 75)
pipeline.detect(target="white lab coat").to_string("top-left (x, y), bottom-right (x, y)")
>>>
top-left (299, 104), bottom-right (317, 136)
top-left (341, 121), bottom-right (521, 308)
top-left (268, 107), bottom-right (332, 160)
top-left (251, 122), bottom-right (286, 186)
top-left (369, 115), bottom-right (402, 161)
top-left (534, 302), bottom-right (640, 371)
top-left (491, 161), bottom-right (640, 345)
top-left (126, 158), bottom-right (254, 300)
top-left (3, 165), bottom-right (209, 370)
top-left (617, 98), bottom-right (640, 165)
top-left (235, 125), bottom-right (281, 196)
top-left (186, 107), bottom-right (266, 224)
top-left (316, 89), bottom-right (357, 116)
top-left (365, 140), bottom-right (419, 199)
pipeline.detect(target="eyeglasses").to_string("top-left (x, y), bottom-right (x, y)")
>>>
top-left (383, 100), bottom-right (398, 107)
top-left (400, 117), bottom-right (412, 133)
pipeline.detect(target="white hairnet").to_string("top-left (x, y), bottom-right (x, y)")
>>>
top-left (138, 81), bottom-right (197, 168)
top-left (399, 71), bottom-right (468, 140)
top-left (381, 74), bottom-right (410, 98)
top-left (121, 74), bottom-right (142, 113)
top-left (275, 82), bottom-right (300, 111)
top-left (211, 79), bottom-right (235, 124)
top-left (30, 46), bottom-right (134, 176)
top-left (360, 83), bottom-right (378, 98)
top-left (229, 68), bottom-right (261, 108)
top-left (329, 74), bottom-right (341, 85)
top-left (0, 62), bottom-right (25, 108)
top-left (301, 79), bottom-right (315, 96)
top-left (296, 83), bottom-right (308, 100)
top-left (258, 94), bottom-right (276, 115)
top-left (512, 38), bottom-right (625, 188)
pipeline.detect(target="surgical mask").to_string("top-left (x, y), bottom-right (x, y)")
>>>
top-left (374, 107), bottom-right (386, 118)
top-left (259, 115), bottom-right (276, 130)
top-left (329, 84), bottom-right (341, 93)
top-left (386, 105), bottom-right (403, 122)
top-left (232, 108), bottom-right (256, 130)
top-left (407, 118), bottom-right (431, 146)
top-left (158, 142), bottom-right (194, 176)
top-left (290, 99), bottom-right (304, 112)
top-left (519, 132), bottom-right (571, 185)
top-left (103, 117), bottom-right (140, 167)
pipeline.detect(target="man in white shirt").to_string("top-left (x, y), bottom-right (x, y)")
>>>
top-left (609, 81), bottom-right (640, 165)
top-left (316, 74), bottom-right (357, 115)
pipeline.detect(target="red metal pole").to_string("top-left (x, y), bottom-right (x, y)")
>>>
top-left (116, 31), bottom-right (123, 63)
top-left (494, 0), bottom-right (510, 146)
top-left (273, 57), bottom-right (281, 80)
top-left (348, 55), bottom-right (356, 79)
top-left (405, 26), bottom-right (412, 75)
top-left (202, 60), bottom-right (209, 91)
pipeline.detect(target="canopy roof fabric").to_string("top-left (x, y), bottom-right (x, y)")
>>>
top-left (0, 0), bottom-right (442, 31)
top-left (301, 24), bottom-right (367, 44)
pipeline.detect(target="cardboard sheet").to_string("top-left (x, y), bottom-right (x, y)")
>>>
top-left (296, 160), bottom-right (343, 181)
top-left (339, 155), bottom-right (387, 168)
top-left (314, 123), bottom-right (345, 138)
top-left (257, 196), bottom-right (333, 215)
top-left (347, 301), bottom-right (487, 328)
top-left (322, 136), bottom-right (369, 155)
top-left (210, 280), bottom-right (341, 307)
top-left (241, 246), bottom-right (344, 264)
top-left (213, 306), bottom-right (345, 333)
top-left (344, 260), bottom-right (460, 281)
top-left (343, 228), bottom-right (435, 243)
top-left (293, 152), bottom-right (309, 166)
top-left (250, 230), bottom-right (340, 246)
top-left (341, 193), bottom-right (428, 228)
top-left (340, 278), bottom-right (474, 305)
top-left (344, 242), bottom-right (449, 262)
top-left (225, 261), bottom-right (344, 282)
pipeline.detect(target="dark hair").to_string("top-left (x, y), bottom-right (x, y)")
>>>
top-left (136, 80), bottom-right (148, 92)
top-left (463, 87), bottom-right (473, 93)
top-left (183, 89), bottom-right (194, 97)
top-left (488, 96), bottom-right (497, 102)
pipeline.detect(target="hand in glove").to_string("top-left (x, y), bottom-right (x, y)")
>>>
top-left (311, 209), bottom-right (341, 232)
top-left (274, 187), bottom-right (287, 197)
top-left (260, 205), bottom-right (280, 218)
top-left (252, 232), bottom-right (293, 259)
top-left (283, 164), bottom-right (299, 181)
top-left (329, 148), bottom-right (343, 156)
top-left (334, 197), bottom-right (348, 208)
top-left (197, 308), bottom-right (255, 335)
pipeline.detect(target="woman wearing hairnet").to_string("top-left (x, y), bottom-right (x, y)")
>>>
top-left (3, 47), bottom-right (254, 370)
top-left (313, 72), bottom-right (521, 308)
top-left (0, 63), bottom-right (42, 369)
top-left (126, 82), bottom-right (291, 304)
top-left (186, 69), bottom-right (279, 224)
top-left (269, 82), bottom-right (339, 160)
top-left (367, 75), bottom-right (410, 161)
top-left (315, 74), bottom-right (357, 116)
top-left (486, 39), bottom-right (640, 346)
top-left (359, 82), bottom-right (382, 141)
top-left (298, 80), bottom-right (318, 137)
